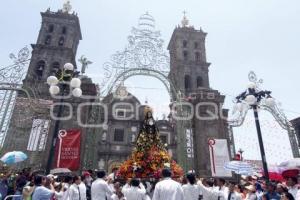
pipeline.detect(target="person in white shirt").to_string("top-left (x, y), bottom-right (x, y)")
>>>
top-left (79, 178), bottom-right (87, 200)
top-left (244, 185), bottom-right (257, 200)
top-left (198, 178), bottom-right (224, 200)
top-left (69, 175), bottom-right (86, 200)
top-left (62, 175), bottom-right (73, 200)
top-left (296, 190), bottom-right (300, 200)
top-left (54, 182), bottom-right (64, 200)
top-left (287, 177), bottom-right (299, 200)
top-left (108, 176), bottom-right (115, 194)
top-left (122, 178), bottom-right (147, 200)
top-left (217, 178), bottom-right (229, 200)
top-left (227, 182), bottom-right (242, 200)
top-left (32, 175), bottom-right (55, 200)
top-left (152, 168), bottom-right (184, 200)
top-left (111, 192), bottom-right (126, 200)
top-left (91, 170), bottom-right (113, 200)
top-left (111, 182), bottom-right (126, 200)
top-left (182, 172), bottom-right (202, 200)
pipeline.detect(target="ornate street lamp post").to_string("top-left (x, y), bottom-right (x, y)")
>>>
top-left (45, 63), bottom-right (82, 173)
top-left (234, 73), bottom-right (276, 183)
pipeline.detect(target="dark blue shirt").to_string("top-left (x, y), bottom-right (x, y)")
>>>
top-left (0, 179), bottom-right (8, 198)
top-left (266, 192), bottom-right (281, 200)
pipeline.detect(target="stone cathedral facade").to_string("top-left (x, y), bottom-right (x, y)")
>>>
top-left (2, 5), bottom-right (234, 176)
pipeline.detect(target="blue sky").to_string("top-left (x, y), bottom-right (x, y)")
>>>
top-left (1, 0), bottom-right (299, 164)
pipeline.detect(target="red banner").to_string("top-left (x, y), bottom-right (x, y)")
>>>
top-left (55, 129), bottom-right (81, 170)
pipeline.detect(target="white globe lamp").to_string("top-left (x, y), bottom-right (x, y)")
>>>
top-left (247, 82), bottom-right (256, 89)
top-left (72, 88), bottom-right (82, 97)
top-left (47, 76), bottom-right (58, 86)
top-left (49, 85), bottom-right (60, 95)
top-left (70, 78), bottom-right (81, 88)
top-left (64, 63), bottom-right (74, 71)
top-left (265, 97), bottom-right (276, 107)
top-left (245, 95), bottom-right (257, 105)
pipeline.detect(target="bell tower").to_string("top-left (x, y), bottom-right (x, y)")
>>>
top-left (2, 2), bottom-right (93, 170)
top-left (23, 1), bottom-right (82, 99)
top-left (168, 15), bottom-right (233, 176)
top-left (168, 13), bottom-right (210, 97)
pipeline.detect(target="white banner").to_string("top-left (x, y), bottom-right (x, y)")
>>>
top-left (208, 138), bottom-right (232, 177)
top-left (27, 119), bottom-right (50, 151)
top-left (186, 129), bottom-right (194, 158)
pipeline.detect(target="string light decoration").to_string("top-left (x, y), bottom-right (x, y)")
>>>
top-left (0, 47), bottom-right (31, 146)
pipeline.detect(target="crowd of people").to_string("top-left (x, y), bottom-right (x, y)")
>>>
top-left (0, 167), bottom-right (299, 200)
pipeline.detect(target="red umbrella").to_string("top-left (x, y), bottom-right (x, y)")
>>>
top-left (262, 172), bottom-right (284, 181)
top-left (282, 169), bottom-right (299, 179)
top-left (261, 166), bottom-right (285, 181)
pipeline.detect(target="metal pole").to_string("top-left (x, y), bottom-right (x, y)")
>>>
top-left (46, 86), bottom-right (65, 174)
top-left (238, 149), bottom-right (244, 161)
top-left (252, 105), bottom-right (269, 182)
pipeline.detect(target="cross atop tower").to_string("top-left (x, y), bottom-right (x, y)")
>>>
top-left (181, 10), bottom-right (189, 27)
top-left (63, 0), bottom-right (72, 13)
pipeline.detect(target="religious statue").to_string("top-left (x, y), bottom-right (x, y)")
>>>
top-left (78, 55), bottom-right (92, 74)
top-left (142, 108), bottom-right (158, 135)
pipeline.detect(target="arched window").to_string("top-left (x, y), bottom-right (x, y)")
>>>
top-left (48, 24), bottom-right (54, 33)
top-left (197, 76), bottom-right (203, 88)
top-left (195, 52), bottom-right (200, 61)
top-left (58, 37), bottom-right (64, 46)
top-left (62, 26), bottom-right (67, 34)
top-left (183, 51), bottom-right (188, 61)
top-left (184, 75), bottom-right (191, 90)
top-left (194, 42), bottom-right (199, 49)
top-left (51, 62), bottom-right (60, 75)
top-left (36, 60), bottom-right (46, 80)
top-left (183, 40), bottom-right (187, 48)
top-left (45, 35), bottom-right (51, 45)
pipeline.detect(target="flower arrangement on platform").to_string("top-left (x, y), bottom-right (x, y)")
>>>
top-left (116, 106), bottom-right (183, 180)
